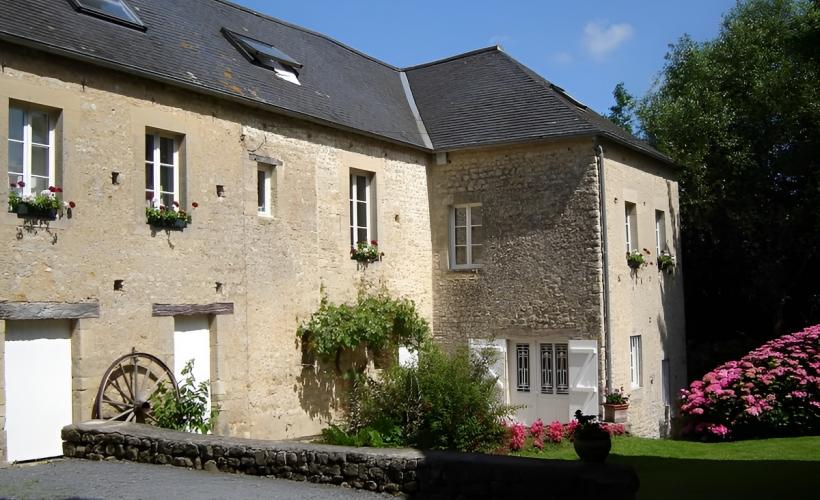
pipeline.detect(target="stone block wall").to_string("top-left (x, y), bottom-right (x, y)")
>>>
top-left (62, 421), bottom-right (639, 499)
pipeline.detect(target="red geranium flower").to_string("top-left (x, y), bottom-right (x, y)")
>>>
top-left (17, 181), bottom-right (25, 188)
top-left (68, 201), bottom-right (76, 209)
top-left (48, 186), bottom-right (56, 192)
top-left (191, 202), bottom-right (199, 208)
top-left (159, 205), bottom-right (166, 210)
top-left (370, 240), bottom-right (378, 245)
top-left (173, 201), bottom-right (179, 207)
top-left (56, 187), bottom-right (63, 193)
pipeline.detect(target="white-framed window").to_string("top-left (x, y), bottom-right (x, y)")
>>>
top-left (516, 343), bottom-right (530, 392)
top-left (655, 210), bottom-right (667, 255)
top-left (8, 104), bottom-right (56, 195)
top-left (349, 172), bottom-right (373, 246)
top-left (145, 133), bottom-right (179, 208)
top-left (450, 203), bottom-right (483, 269)
top-left (257, 165), bottom-right (273, 216)
top-left (630, 335), bottom-right (643, 388)
top-left (625, 202), bottom-right (638, 253)
top-left (539, 343), bottom-right (569, 395)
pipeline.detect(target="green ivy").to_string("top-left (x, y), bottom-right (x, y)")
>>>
top-left (297, 290), bottom-right (429, 364)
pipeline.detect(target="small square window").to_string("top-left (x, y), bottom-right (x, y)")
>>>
top-left (67, 0), bottom-right (146, 30)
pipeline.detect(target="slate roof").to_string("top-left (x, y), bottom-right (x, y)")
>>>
top-left (0, 0), bottom-right (669, 162)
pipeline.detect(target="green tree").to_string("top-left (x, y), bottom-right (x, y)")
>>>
top-left (607, 82), bottom-right (636, 134)
top-left (638, 0), bottom-right (820, 375)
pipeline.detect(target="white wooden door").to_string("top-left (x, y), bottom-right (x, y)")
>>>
top-left (4, 320), bottom-right (72, 462)
top-left (568, 340), bottom-right (599, 419)
top-left (173, 316), bottom-right (211, 412)
top-left (506, 339), bottom-right (569, 423)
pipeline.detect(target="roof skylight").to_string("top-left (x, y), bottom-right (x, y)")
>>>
top-left (68, 0), bottom-right (145, 30)
top-left (222, 28), bottom-right (302, 85)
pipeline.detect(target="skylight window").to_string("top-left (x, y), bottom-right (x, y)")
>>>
top-left (222, 28), bottom-right (302, 85)
top-left (68, 0), bottom-right (145, 30)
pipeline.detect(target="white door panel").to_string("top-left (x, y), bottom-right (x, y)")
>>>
top-left (173, 316), bottom-right (211, 413)
top-left (569, 340), bottom-right (599, 419)
top-left (5, 320), bottom-right (72, 462)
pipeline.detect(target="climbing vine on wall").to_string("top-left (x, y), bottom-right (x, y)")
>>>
top-left (297, 288), bottom-right (429, 367)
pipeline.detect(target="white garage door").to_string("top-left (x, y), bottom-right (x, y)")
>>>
top-left (173, 316), bottom-right (211, 412)
top-left (4, 320), bottom-right (72, 462)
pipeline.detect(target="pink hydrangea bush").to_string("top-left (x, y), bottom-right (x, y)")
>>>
top-left (679, 325), bottom-right (820, 439)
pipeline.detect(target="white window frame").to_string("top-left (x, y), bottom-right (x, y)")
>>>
top-left (145, 133), bottom-right (179, 208)
top-left (257, 165), bottom-right (273, 216)
top-left (630, 335), bottom-right (643, 389)
top-left (655, 210), bottom-right (667, 255)
top-left (450, 203), bottom-right (483, 269)
top-left (349, 172), bottom-right (372, 246)
top-left (625, 202), bottom-right (637, 253)
top-left (8, 105), bottom-right (56, 196)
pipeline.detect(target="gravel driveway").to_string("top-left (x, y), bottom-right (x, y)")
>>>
top-left (0, 458), bottom-right (389, 500)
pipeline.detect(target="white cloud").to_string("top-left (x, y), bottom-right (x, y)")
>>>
top-left (551, 51), bottom-right (574, 64)
top-left (582, 21), bottom-right (634, 59)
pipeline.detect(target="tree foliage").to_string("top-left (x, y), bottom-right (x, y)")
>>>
top-left (637, 0), bottom-right (820, 374)
top-left (607, 82), bottom-right (637, 134)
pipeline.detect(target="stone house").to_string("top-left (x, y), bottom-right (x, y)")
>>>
top-left (0, 0), bottom-right (685, 462)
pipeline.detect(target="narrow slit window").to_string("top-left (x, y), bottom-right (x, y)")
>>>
top-left (630, 335), bottom-right (643, 388)
top-left (67, 0), bottom-right (145, 30)
top-left (516, 344), bottom-right (530, 392)
top-left (555, 344), bottom-right (569, 394)
top-left (540, 343), bottom-right (554, 394)
top-left (655, 210), bottom-right (667, 255)
top-left (257, 166), bottom-right (273, 216)
top-left (625, 202), bottom-right (638, 254)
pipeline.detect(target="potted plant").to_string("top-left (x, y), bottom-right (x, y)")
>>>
top-left (626, 249), bottom-right (650, 269)
top-left (571, 410), bottom-right (611, 463)
top-left (8, 182), bottom-right (75, 220)
top-left (145, 200), bottom-right (197, 229)
top-left (350, 239), bottom-right (383, 263)
top-left (603, 386), bottom-right (630, 423)
top-left (657, 250), bottom-right (676, 274)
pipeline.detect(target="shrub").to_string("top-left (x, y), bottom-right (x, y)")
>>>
top-left (151, 359), bottom-right (219, 434)
top-left (679, 325), bottom-right (820, 440)
top-left (339, 346), bottom-right (513, 453)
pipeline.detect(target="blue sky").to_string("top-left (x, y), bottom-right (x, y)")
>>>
top-left (236, 0), bottom-right (737, 115)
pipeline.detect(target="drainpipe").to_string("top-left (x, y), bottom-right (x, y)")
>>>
top-left (595, 141), bottom-right (614, 395)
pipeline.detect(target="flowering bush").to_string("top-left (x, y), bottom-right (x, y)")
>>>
top-left (350, 240), bottom-right (383, 263)
top-left (627, 249), bottom-right (649, 269)
top-left (503, 415), bottom-right (625, 452)
top-left (145, 200), bottom-right (196, 228)
top-left (8, 182), bottom-right (75, 219)
top-left (604, 386), bottom-right (630, 405)
top-left (679, 325), bottom-right (820, 440)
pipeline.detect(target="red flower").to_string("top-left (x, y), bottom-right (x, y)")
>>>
top-left (159, 205), bottom-right (166, 211)
top-left (48, 186), bottom-right (56, 192)
top-left (56, 187), bottom-right (63, 193)
top-left (17, 181), bottom-right (25, 188)
top-left (9, 183), bottom-right (15, 188)
top-left (191, 202), bottom-right (199, 208)
top-left (173, 201), bottom-right (179, 207)
top-left (370, 240), bottom-right (378, 245)
top-left (68, 201), bottom-right (76, 209)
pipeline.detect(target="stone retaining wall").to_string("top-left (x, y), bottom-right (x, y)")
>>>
top-left (62, 421), bottom-right (639, 499)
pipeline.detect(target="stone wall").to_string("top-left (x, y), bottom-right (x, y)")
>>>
top-left (428, 140), bottom-right (604, 345)
top-left (0, 40), bottom-right (432, 460)
top-left (62, 421), bottom-right (639, 499)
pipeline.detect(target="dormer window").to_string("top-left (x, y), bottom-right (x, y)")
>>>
top-left (67, 0), bottom-right (145, 30)
top-left (222, 28), bottom-right (302, 85)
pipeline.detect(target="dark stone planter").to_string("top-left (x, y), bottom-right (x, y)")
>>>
top-left (573, 434), bottom-right (612, 463)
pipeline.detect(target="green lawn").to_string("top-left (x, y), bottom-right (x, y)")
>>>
top-left (516, 436), bottom-right (820, 500)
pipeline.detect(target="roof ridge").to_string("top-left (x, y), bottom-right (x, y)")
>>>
top-left (212, 0), bottom-right (401, 71)
top-left (402, 45), bottom-right (501, 71)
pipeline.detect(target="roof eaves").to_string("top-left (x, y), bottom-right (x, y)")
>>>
top-left (0, 31), bottom-right (432, 152)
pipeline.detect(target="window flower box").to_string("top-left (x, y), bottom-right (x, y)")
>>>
top-left (627, 249), bottom-right (651, 270)
top-left (350, 240), bottom-right (383, 263)
top-left (657, 251), bottom-right (676, 274)
top-left (8, 183), bottom-right (74, 221)
top-left (145, 201), bottom-right (196, 230)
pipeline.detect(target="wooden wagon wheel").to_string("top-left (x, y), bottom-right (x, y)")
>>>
top-left (93, 349), bottom-right (178, 424)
